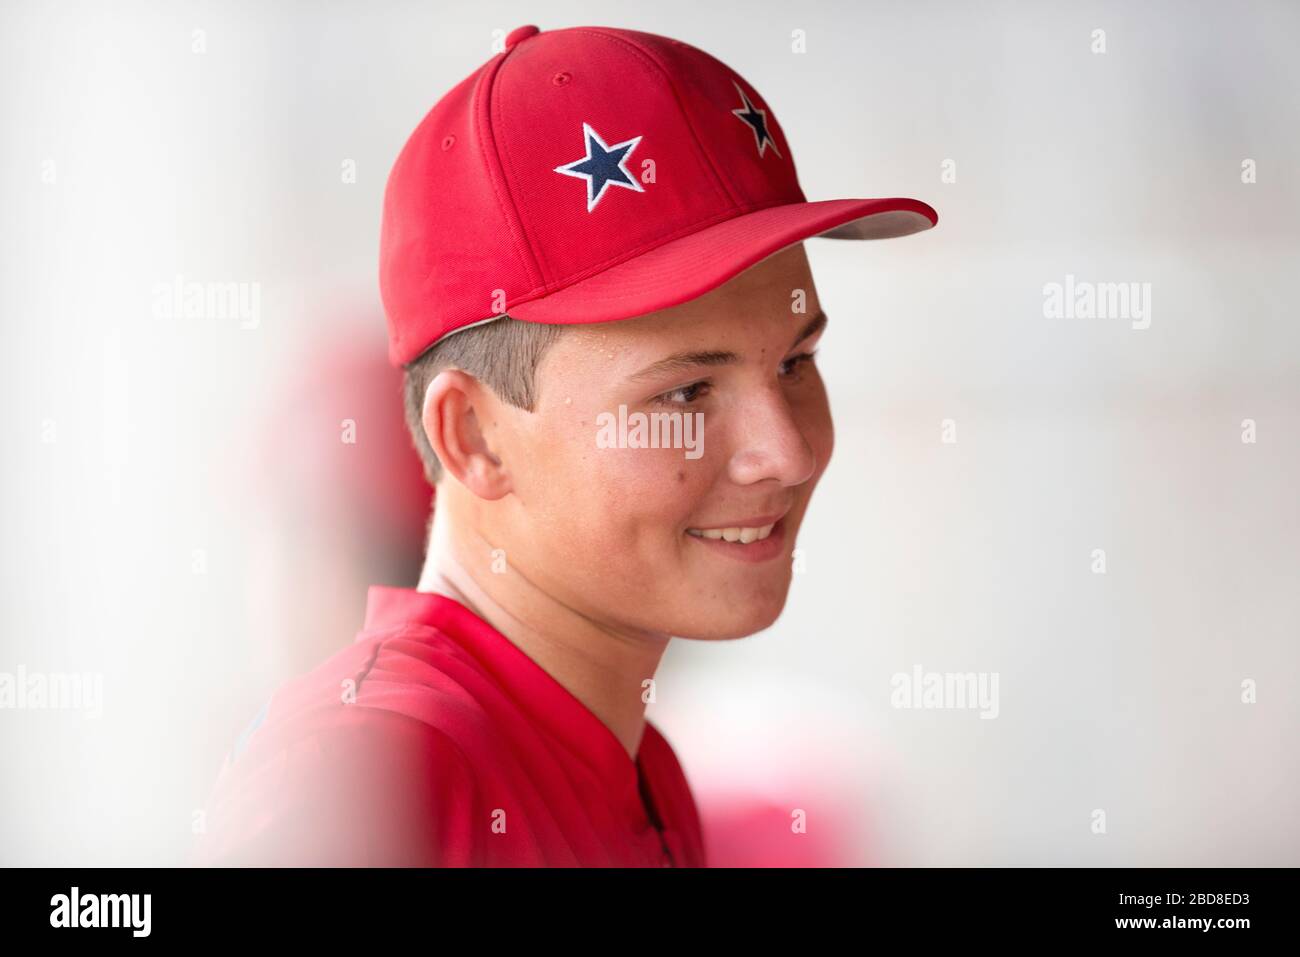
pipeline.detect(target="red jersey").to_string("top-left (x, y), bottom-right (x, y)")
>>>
top-left (192, 586), bottom-right (707, 867)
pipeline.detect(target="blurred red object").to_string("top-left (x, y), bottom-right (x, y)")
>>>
top-left (240, 321), bottom-right (433, 684)
top-left (256, 330), bottom-right (432, 546)
top-left (697, 791), bottom-right (869, 867)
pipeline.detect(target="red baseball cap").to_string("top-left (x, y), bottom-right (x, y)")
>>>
top-left (379, 23), bottom-right (937, 367)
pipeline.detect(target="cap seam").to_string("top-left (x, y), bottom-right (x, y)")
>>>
top-left (477, 48), bottom-right (546, 295)
top-left (581, 27), bottom-right (742, 209)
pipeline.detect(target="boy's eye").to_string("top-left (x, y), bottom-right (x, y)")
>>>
top-left (653, 380), bottom-right (711, 406)
top-left (648, 351), bottom-right (818, 405)
top-left (779, 351), bottom-right (817, 377)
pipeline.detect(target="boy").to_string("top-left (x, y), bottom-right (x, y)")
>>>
top-left (192, 23), bottom-right (935, 867)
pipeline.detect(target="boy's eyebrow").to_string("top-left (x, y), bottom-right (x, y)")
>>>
top-left (626, 309), bottom-right (829, 383)
top-left (627, 349), bottom-right (738, 383)
top-left (791, 309), bottom-right (828, 349)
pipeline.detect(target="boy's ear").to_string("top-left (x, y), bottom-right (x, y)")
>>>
top-left (421, 370), bottom-right (512, 500)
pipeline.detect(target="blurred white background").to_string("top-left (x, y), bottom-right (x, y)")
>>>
top-left (2, 0), bottom-right (1297, 865)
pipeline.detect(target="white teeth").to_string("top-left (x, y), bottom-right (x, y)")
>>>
top-left (687, 523), bottom-right (777, 544)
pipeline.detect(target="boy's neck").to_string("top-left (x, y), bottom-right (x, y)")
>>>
top-left (416, 498), bottom-right (671, 764)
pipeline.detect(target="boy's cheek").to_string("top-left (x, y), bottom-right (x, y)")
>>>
top-left (568, 454), bottom-right (713, 558)
top-left (521, 416), bottom-right (719, 548)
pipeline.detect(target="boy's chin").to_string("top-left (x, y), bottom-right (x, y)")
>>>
top-left (668, 591), bottom-right (791, 641)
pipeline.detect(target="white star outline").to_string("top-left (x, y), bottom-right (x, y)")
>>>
top-left (553, 121), bottom-right (645, 213)
top-left (731, 80), bottom-right (782, 159)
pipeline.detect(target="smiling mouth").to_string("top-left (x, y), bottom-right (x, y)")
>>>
top-left (685, 523), bottom-right (776, 544)
top-left (685, 509), bottom-right (789, 545)
top-left (683, 515), bottom-right (789, 563)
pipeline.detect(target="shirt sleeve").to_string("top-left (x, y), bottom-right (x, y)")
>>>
top-left (191, 703), bottom-right (483, 867)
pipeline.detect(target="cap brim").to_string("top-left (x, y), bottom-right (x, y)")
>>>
top-left (507, 197), bottom-right (936, 326)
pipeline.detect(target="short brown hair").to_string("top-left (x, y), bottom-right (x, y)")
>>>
top-left (402, 317), bottom-right (565, 485)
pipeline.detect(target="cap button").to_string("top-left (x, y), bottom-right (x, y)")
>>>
top-left (504, 25), bottom-right (540, 50)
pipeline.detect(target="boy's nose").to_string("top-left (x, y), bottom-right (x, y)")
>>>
top-left (726, 391), bottom-right (819, 488)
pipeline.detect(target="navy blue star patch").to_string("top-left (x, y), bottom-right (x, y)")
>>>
top-left (553, 122), bottom-right (645, 212)
top-left (731, 80), bottom-right (781, 158)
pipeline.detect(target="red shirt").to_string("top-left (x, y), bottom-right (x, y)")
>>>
top-left (192, 586), bottom-right (707, 867)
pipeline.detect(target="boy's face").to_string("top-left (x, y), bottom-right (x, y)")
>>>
top-left (484, 242), bottom-right (833, 640)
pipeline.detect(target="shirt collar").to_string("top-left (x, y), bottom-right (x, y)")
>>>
top-left (359, 585), bottom-right (659, 834)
